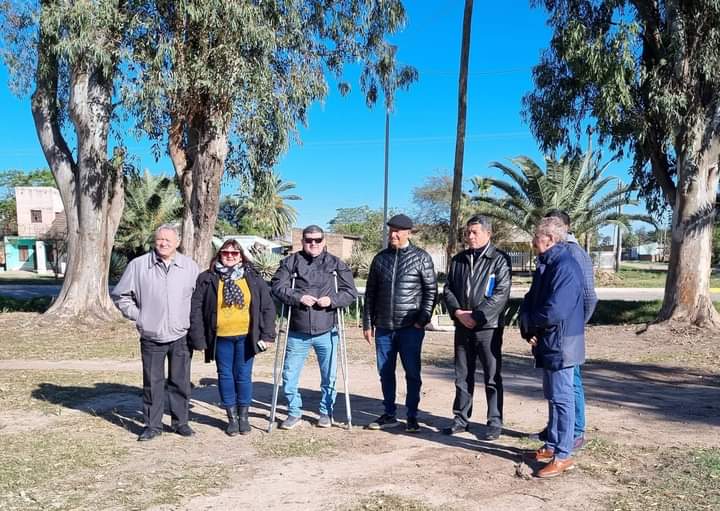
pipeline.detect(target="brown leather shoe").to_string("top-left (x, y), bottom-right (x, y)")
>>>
top-left (526, 446), bottom-right (555, 462)
top-left (536, 457), bottom-right (575, 478)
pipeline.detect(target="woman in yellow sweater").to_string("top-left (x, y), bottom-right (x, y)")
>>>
top-left (189, 240), bottom-right (276, 435)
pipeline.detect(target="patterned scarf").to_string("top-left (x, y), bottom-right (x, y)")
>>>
top-left (214, 262), bottom-right (246, 308)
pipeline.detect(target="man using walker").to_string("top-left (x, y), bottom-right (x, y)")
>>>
top-left (271, 225), bottom-right (357, 429)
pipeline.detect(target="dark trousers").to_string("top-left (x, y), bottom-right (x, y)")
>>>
top-left (452, 327), bottom-right (504, 428)
top-left (140, 337), bottom-right (191, 431)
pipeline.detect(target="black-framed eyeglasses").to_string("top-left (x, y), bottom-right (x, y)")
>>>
top-left (303, 237), bottom-right (324, 244)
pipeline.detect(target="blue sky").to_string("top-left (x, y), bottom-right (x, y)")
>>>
top-left (0, 2), bottom-right (647, 231)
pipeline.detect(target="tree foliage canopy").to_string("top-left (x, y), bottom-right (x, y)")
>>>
top-left (524, 0), bottom-right (720, 213)
top-left (219, 171), bottom-right (301, 239)
top-left (115, 170), bottom-right (182, 258)
top-left (472, 151), bottom-right (655, 238)
top-left (127, 0), bottom-right (414, 180)
top-left (329, 205), bottom-right (390, 252)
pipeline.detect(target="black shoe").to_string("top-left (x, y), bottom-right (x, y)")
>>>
top-left (482, 425), bottom-right (502, 441)
top-left (238, 406), bottom-right (251, 435)
top-left (442, 421), bottom-right (469, 435)
top-left (367, 414), bottom-right (399, 430)
top-left (137, 428), bottom-right (161, 442)
top-left (406, 417), bottom-right (420, 433)
top-left (173, 424), bottom-right (195, 437)
top-left (226, 406), bottom-right (240, 436)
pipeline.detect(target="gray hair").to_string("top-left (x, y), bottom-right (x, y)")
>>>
top-left (155, 223), bottom-right (181, 240)
top-left (466, 214), bottom-right (492, 232)
top-left (535, 217), bottom-right (568, 243)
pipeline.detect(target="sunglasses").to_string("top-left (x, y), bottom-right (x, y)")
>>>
top-left (303, 237), bottom-right (324, 244)
top-left (219, 250), bottom-right (241, 256)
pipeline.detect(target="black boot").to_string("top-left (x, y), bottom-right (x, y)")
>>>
top-left (238, 406), bottom-right (251, 435)
top-left (225, 406), bottom-right (240, 436)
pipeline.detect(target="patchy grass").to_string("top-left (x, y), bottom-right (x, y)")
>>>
top-left (253, 429), bottom-right (336, 458)
top-left (345, 492), bottom-right (442, 511)
top-left (611, 448), bottom-right (720, 511)
top-left (609, 267), bottom-right (720, 288)
top-left (0, 313), bottom-right (139, 360)
top-left (0, 369), bottom-right (140, 413)
top-left (0, 419), bottom-right (128, 511)
top-left (576, 438), bottom-right (720, 511)
top-left (0, 416), bottom-right (230, 511)
top-left (108, 463), bottom-right (229, 509)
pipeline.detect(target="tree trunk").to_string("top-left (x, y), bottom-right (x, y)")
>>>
top-left (658, 138), bottom-right (720, 326)
top-left (447, 0), bottom-right (474, 272)
top-left (31, 54), bottom-right (122, 321)
top-left (171, 116), bottom-right (229, 268)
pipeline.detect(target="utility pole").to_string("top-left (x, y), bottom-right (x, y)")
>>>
top-left (614, 180), bottom-right (622, 272)
top-left (447, 0), bottom-right (474, 271)
top-left (382, 109), bottom-right (390, 248)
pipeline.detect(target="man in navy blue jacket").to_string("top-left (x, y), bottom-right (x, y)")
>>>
top-left (534, 210), bottom-right (598, 449)
top-left (520, 217), bottom-right (585, 478)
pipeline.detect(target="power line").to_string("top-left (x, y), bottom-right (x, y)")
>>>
top-left (420, 67), bottom-right (532, 77)
top-left (302, 131), bottom-right (531, 147)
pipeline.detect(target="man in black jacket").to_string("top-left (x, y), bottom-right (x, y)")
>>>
top-left (442, 215), bottom-right (511, 441)
top-left (363, 214), bottom-right (438, 433)
top-left (271, 225), bottom-right (357, 430)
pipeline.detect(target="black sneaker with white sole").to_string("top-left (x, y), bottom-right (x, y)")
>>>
top-left (367, 414), bottom-right (400, 430)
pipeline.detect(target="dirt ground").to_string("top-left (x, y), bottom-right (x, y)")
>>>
top-left (0, 313), bottom-right (719, 511)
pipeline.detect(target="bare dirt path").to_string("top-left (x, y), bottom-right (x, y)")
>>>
top-left (1, 319), bottom-right (718, 510)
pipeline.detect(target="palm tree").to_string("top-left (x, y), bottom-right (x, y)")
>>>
top-left (471, 151), bottom-right (655, 246)
top-left (230, 171), bottom-right (302, 239)
top-left (115, 170), bottom-right (182, 258)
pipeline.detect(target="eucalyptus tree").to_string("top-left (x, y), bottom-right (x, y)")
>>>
top-left (471, 151), bottom-right (654, 243)
top-left (524, 1), bottom-right (720, 325)
top-left (115, 170), bottom-right (182, 259)
top-left (128, 0), bottom-right (414, 266)
top-left (0, 1), bottom-right (136, 319)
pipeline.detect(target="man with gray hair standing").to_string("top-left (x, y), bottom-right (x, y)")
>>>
top-left (520, 217), bottom-right (585, 477)
top-left (442, 215), bottom-right (512, 441)
top-left (112, 224), bottom-right (200, 441)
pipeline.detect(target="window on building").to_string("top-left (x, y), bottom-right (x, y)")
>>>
top-left (19, 246), bottom-right (29, 262)
top-left (31, 210), bottom-right (42, 223)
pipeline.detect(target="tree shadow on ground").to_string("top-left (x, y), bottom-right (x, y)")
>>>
top-left (235, 381), bottom-right (530, 464)
top-left (31, 381), bottom-right (222, 436)
top-left (442, 352), bottom-right (720, 428)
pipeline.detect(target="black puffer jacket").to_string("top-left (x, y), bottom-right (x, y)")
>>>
top-left (443, 244), bottom-right (512, 329)
top-left (188, 265), bottom-right (276, 363)
top-left (363, 244), bottom-right (438, 330)
top-left (271, 251), bottom-right (357, 335)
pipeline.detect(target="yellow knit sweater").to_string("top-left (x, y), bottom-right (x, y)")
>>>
top-left (216, 278), bottom-right (251, 336)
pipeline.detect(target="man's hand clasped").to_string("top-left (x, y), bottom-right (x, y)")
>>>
top-left (299, 294), bottom-right (332, 308)
top-left (454, 309), bottom-right (477, 330)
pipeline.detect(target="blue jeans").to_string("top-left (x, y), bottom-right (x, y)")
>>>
top-left (282, 329), bottom-right (338, 418)
top-left (375, 326), bottom-right (424, 419)
top-left (215, 336), bottom-right (255, 408)
top-left (542, 366), bottom-right (576, 459)
top-left (574, 365), bottom-right (585, 437)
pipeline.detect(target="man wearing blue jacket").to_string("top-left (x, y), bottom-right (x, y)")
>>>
top-left (520, 217), bottom-right (585, 478)
top-left (533, 210), bottom-right (598, 449)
